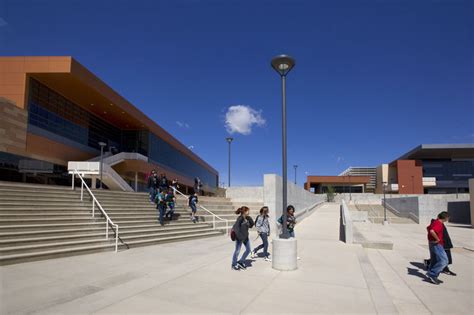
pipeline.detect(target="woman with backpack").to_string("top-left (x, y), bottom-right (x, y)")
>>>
top-left (251, 206), bottom-right (271, 261)
top-left (231, 206), bottom-right (254, 270)
top-left (188, 192), bottom-right (199, 223)
top-left (278, 205), bottom-right (296, 238)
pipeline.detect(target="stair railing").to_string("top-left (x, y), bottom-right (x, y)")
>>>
top-left (171, 187), bottom-right (230, 233)
top-left (71, 169), bottom-right (119, 252)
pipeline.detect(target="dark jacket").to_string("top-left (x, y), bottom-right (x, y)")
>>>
top-left (233, 215), bottom-right (254, 242)
top-left (430, 218), bottom-right (453, 249)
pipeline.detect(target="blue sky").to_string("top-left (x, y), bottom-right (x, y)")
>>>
top-left (1, 0), bottom-right (473, 186)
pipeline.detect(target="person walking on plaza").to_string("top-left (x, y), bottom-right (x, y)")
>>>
top-left (424, 213), bottom-right (457, 276)
top-left (147, 170), bottom-right (158, 203)
top-left (278, 205), bottom-right (297, 238)
top-left (155, 190), bottom-right (167, 226)
top-left (188, 192), bottom-right (199, 223)
top-left (251, 206), bottom-right (271, 261)
top-left (194, 177), bottom-right (202, 195)
top-left (165, 188), bottom-right (176, 221)
top-left (425, 211), bottom-right (450, 284)
top-left (231, 206), bottom-right (254, 270)
top-left (158, 173), bottom-right (169, 193)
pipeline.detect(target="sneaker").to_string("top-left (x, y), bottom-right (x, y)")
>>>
top-left (250, 251), bottom-right (257, 259)
top-left (264, 257), bottom-right (272, 262)
top-left (297, 256), bottom-right (301, 260)
top-left (237, 262), bottom-right (247, 270)
top-left (423, 259), bottom-right (429, 269)
top-left (426, 274), bottom-right (441, 285)
top-left (231, 265), bottom-right (240, 271)
top-left (443, 270), bottom-right (457, 276)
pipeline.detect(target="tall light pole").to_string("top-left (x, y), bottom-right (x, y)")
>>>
top-left (98, 142), bottom-right (106, 189)
top-left (271, 54), bottom-right (295, 239)
top-left (226, 137), bottom-right (233, 187)
top-left (293, 165), bottom-right (298, 184)
top-left (383, 181), bottom-right (388, 225)
top-left (349, 173), bottom-right (352, 201)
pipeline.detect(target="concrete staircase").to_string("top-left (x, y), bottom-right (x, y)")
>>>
top-left (350, 204), bottom-right (416, 224)
top-left (0, 182), bottom-right (238, 265)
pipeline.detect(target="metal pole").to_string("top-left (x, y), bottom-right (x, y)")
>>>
top-left (99, 145), bottom-right (104, 189)
top-left (349, 174), bottom-right (352, 201)
top-left (294, 165), bottom-right (297, 184)
top-left (383, 184), bottom-right (387, 223)
top-left (281, 75), bottom-right (289, 239)
top-left (228, 140), bottom-right (231, 187)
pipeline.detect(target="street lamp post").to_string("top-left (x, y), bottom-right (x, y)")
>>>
top-left (349, 174), bottom-right (352, 202)
top-left (98, 142), bottom-right (107, 189)
top-left (293, 165), bottom-right (298, 184)
top-left (383, 181), bottom-right (388, 225)
top-left (271, 54), bottom-right (295, 239)
top-left (226, 137), bottom-right (233, 187)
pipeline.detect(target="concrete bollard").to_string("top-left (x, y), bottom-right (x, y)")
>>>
top-left (272, 238), bottom-right (297, 271)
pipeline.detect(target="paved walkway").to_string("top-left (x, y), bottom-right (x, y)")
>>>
top-left (1, 203), bottom-right (473, 314)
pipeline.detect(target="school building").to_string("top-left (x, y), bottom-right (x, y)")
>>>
top-left (0, 56), bottom-right (219, 194)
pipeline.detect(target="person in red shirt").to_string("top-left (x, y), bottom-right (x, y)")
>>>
top-left (425, 211), bottom-right (450, 284)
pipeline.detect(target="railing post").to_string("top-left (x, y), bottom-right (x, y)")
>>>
top-left (71, 173), bottom-right (75, 190)
top-left (92, 201), bottom-right (95, 217)
top-left (81, 180), bottom-right (84, 201)
top-left (226, 220), bottom-right (228, 234)
top-left (106, 221), bottom-right (109, 239)
top-left (115, 225), bottom-right (118, 253)
top-left (213, 215), bottom-right (216, 230)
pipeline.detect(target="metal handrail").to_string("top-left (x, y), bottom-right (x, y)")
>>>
top-left (171, 187), bottom-right (230, 232)
top-left (71, 169), bottom-right (119, 252)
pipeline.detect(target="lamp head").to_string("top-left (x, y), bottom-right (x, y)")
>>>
top-left (98, 142), bottom-right (107, 147)
top-left (226, 137), bottom-right (234, 143)
top-left (271, 54), bottom-right (295, 76)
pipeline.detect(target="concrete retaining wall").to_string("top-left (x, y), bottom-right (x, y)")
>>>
top-left (264, 174), bottom-right (326, 237)
top-left (385, 197), bottom-right (420, 223)
top-left (225, 186), bottom-right (264, 202)
top-left (334, 193), bottom-right (423, 205)
top-left (383, 194), bottom-right (470, 224)
top-left (470, 179), bottom-right (474, 227)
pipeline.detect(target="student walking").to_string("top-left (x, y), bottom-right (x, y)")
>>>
top-left (251, 206), bottom-right (271, 261)
top-left (194, 177), bottom-right (202, 195)
top-left (188, 192), bottom-right (199, 223)
top-left (147, 170), bottom-right (158, 203)
top-left (424, 213), bottom-right (457, 276)
top-left (165, 188), bottom-right (176, 221)
top-left (231, 206), bottom-right (254, 270)
top-left (426, 211), bottom-right (450, 284)
top-left (158, 173), bottom-right (169, 193)
top-left (155, 190), bottom-right (167, 226)
top-left (278, 205), bottom-right (297, 238)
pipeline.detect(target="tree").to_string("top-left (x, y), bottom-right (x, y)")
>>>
top-left (326, 185), bottom-right (336, 202)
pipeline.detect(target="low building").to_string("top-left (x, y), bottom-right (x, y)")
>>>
top-left (339, 167), bottom-right (376, 192)
top-left (0, 56), bottom-right (218, 194)
top-left (304, 175), bottom-right (371, 194)
top-left (375, 144), bottom-right (474, 194)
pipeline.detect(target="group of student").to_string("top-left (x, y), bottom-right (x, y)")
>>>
top-left (146, 170), bottom-right (179, 226)
top-left (425, 211), bottom-right (457, 285)
top-left (230, 205), bottom-right (296, 270)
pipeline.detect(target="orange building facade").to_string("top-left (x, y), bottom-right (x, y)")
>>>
top-left (0, 56), bottom-right (218, 193)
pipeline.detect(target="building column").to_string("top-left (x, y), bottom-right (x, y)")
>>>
top-left (91, 177), bottom-right (97, 189)
top-left (134, 172), bottom-right (138, 192)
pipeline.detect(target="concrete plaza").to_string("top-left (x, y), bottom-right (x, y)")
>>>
top-left (1, 203), bottom-right (473, 314)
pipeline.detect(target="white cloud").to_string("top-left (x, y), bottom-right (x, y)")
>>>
top-left (225, 105), bottom-right (266, 135)
top-left (176, 121), bottom-right (190, 128)
top-left (188, 145), bottom-right (194, 150)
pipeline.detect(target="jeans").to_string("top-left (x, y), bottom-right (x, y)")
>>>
top-left (289, 230), bottom-right (295, 238)
top-left (166, 203), bottom-right (175, 219)
top-left (149, 187), bottom-right (156, 202)
top-left (427, 243), bottom-right (448, 278)
top-left (157, 204), bottom-right (166, 225)
top-left (190, 204), bottom-right (197, 213)
top-left (253, 233), bottom-right (269, 257)
top-left (232, 239), bottom-right (251, 266)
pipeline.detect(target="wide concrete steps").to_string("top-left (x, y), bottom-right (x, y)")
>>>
top-left (0, 182), bottom-right (234, 265)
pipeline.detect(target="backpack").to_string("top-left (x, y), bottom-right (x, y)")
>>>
top-left (230, 219), bottom-right (239, 241)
